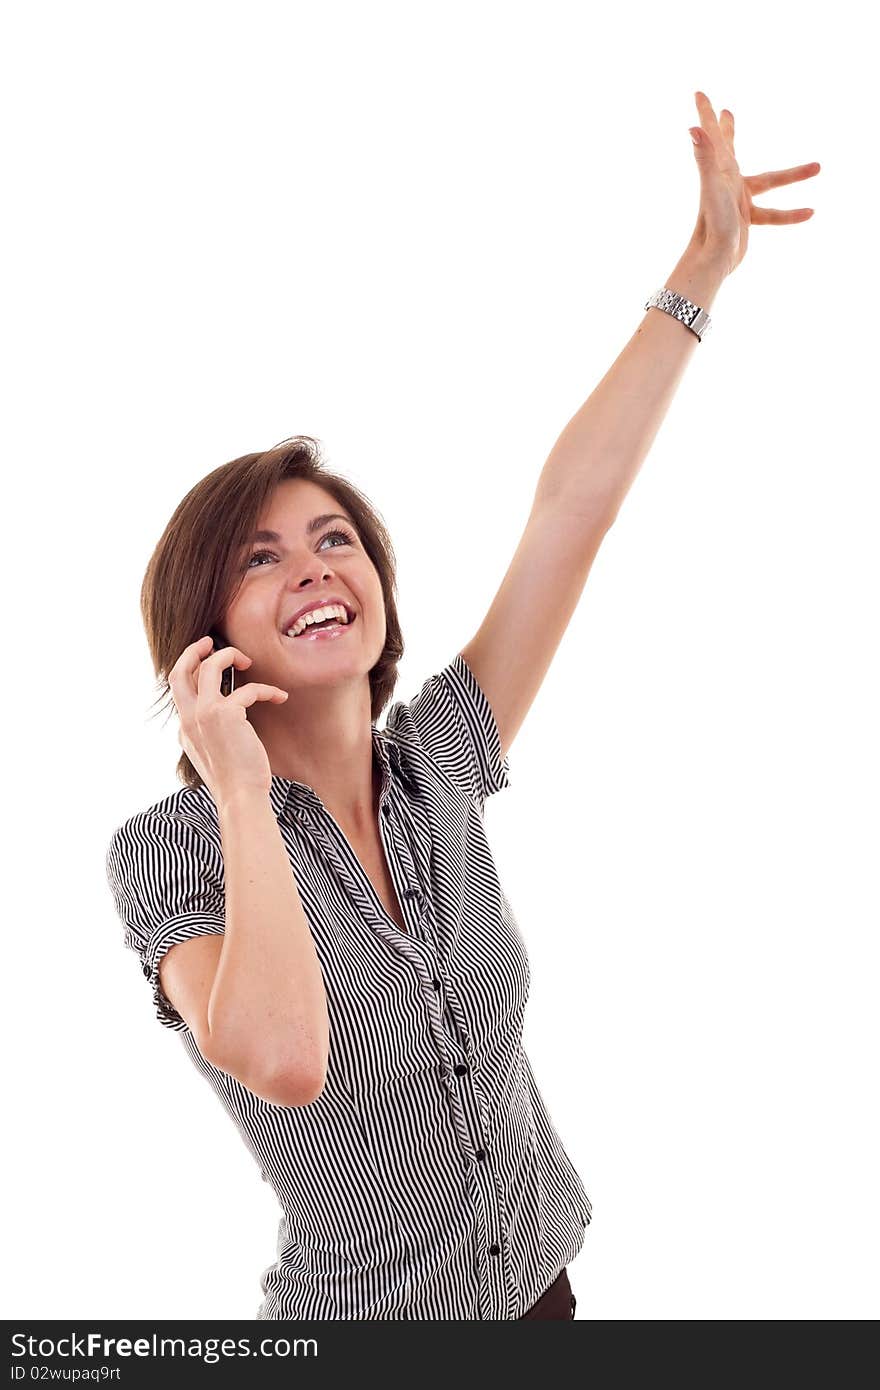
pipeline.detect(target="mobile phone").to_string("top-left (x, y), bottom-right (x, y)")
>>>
top-left (209, 630), bottom-right (235, 697)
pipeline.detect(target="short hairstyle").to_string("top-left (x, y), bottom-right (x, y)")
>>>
top-left (142, 435), bottom-right (404, 791)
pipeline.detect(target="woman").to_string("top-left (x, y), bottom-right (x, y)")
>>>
top-left (105, 92), bottom-right (819, 1320)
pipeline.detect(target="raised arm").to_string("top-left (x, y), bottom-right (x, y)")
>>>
top-left (460, 91), bottom-right (820, 762)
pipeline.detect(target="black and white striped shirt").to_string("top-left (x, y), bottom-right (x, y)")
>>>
top-left (105, 652), bottom-right (592, 1319)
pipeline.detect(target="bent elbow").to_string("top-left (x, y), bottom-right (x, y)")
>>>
top-left (203, 1036), bottom-right (326, 1108)
top-left (263, 1062), bottom-right (327, 1109)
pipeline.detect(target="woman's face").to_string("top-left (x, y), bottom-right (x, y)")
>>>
top-left (220, 477), bottom-right (387, 697)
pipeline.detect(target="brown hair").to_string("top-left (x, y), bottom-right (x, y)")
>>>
top-left (142, 435), bottom-right (404, 791)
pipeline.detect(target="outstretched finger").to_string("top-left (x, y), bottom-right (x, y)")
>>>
top-left (746, 162), bottom-right (822, 195)
top-left (694, 90), bottom-right (729, 158)
top-left (750, 205), bottom-right (816, 225)
top-left (232, 683), bottom-right (290, 707)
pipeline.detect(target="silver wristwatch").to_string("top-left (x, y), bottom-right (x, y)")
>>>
top-left (644, 287), bottom-right (712, 342)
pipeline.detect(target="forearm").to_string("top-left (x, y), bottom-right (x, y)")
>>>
top-left (208, 791), bottom-right (329, 1096)
top-left (533, 238), bottom-right (728, 525)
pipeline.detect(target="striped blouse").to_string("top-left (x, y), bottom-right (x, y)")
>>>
top-left (105, 652), bottom-right (592, 1319)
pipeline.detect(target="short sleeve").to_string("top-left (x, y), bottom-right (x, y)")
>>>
top-left (105, 809), bottom-right (226, 1032)
top-left (399, 652), bottom-right (511, 814)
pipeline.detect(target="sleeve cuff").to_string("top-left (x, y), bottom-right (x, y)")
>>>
top-left (142, 914), bottom-right (226, 1032)
top-left (441, 653), bottom-right (511, 809)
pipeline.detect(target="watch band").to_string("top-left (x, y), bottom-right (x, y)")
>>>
top-left (644, 287), bottom-right (712, 342)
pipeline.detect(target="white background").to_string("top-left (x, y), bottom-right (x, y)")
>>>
top-left (4, 0), bottom-right (875, 1321)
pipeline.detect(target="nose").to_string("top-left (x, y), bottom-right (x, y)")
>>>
top-left (292, 554), bottom-right (336, 589)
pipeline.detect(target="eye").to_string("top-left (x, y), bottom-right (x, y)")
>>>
top-left (246, 527), bottom-right (356, 569)
top-left (247, 550), bottom-right (276, 568)
top-left (320, 527), bottom-right (356, 549)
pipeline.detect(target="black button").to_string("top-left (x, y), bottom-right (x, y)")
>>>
top-left (489, 1243), bottom-right (500, 1256)
top-left (476, 1149), bottom-right (486, 1161)
top-left (382, 804), bottom-right (391, 816)
top-left (432, 978), bottom-right (441, 991)
top-left (454, 1063), bottom-right (468, 1077)
top-left (403, 888), bottom-right (420, 899)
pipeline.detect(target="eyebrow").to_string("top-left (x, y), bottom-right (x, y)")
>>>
top-left (250, 514), bottom-right (355, 545)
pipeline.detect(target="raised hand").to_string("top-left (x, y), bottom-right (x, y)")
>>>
top-left (689, 90), bottom-right (821, 276)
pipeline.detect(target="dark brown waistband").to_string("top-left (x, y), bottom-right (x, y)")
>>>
top-left (518, 1265), bottom-right (575, 1320)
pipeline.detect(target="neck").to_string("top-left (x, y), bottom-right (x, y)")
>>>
top-left (249, 681), bottom-right (379, 830)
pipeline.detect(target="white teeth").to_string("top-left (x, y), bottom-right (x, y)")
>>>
top-left (285, 604), bottom-right (350, 637)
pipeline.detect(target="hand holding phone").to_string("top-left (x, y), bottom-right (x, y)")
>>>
top-left (169, 634), bottom-right (290, 803)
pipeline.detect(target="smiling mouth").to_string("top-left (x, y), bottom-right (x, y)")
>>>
top-left (284, 613), bottom-right (357, 640)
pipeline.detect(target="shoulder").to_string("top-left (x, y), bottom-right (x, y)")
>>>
top-left (381, 653), bottom-right (510, 812)
top-left (383, 653), bottom-right (468, 740)
top-left (106, 784), bottom-right (222, 869)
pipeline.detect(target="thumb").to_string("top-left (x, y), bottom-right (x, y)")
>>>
top-left (689, 127), bottom-right (710, 159)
